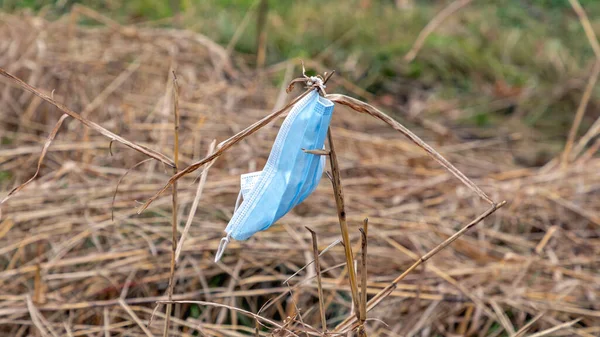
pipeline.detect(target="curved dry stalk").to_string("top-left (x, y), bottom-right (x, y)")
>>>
top-left (111, 158), bottom-right (153, 221)
top-left (572, 116), bottom-right (600, 159)
top-left (568, 0), bottom-right (600, 58)
top-left (283, 238), bottom-right (342, 284)
top-left (256, 261), bottom-right (348, 316)
top-left (155, 300), bottom-right (303, 337)
top-left (528, 318), bottom-right (582, 337)
top-left (0, 67), bottom-right (175, 168)
top-left (118, 299), bottom-right (154, 337)
top-left (326, 93), bottom-right (494, 205)
top-left (255, 0), bottom-right (268, 69)
top-left (561, 59), bottom-right (600, 167)
top-left (27, 295), bottom-right (58, 337)
top-left (1, 113), bottom-right (69, 204)
top-left (225, 0), bottom-right (261, 54)
top-left (404, 0), bottom-right (473, 62)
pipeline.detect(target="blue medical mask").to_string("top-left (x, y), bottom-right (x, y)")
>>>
top-left (215, 89), bottom-right (334, 261)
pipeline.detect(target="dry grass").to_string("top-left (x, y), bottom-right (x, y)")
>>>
top-left (1, 7), bottom-right (600, 337)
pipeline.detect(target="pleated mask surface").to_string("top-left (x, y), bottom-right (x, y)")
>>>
top-left (215, 89), bottom-right (334, 261)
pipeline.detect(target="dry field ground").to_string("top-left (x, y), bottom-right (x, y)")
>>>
top-left (1, 4), bottom-right (600, 337)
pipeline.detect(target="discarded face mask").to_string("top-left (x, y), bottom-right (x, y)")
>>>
top-left (215, 89), bottom-right (334, 262)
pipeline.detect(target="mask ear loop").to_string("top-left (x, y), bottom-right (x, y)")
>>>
top-left (234, 189), bottom-right (243, 213)
top-left (216, 189), bottom-right (243, 262)
top-left (215, 234), bottom-right (230, 262)
top-left (216, 67), bottom-right (335, 263)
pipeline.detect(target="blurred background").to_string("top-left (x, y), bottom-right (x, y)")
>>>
top-left (3, 0), bottom-right (600, 151)
top-left (1, 0), bottom-right (600, 336)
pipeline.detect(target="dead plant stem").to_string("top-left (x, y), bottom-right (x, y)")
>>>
top-left (306, 227), bottom-right (327, 333)
top-left (358, 219), bottom-right (368, 336)
top-left (163, 72), bottom-right (180, 337)
top-left (327, 128), bottom-right (362, 322)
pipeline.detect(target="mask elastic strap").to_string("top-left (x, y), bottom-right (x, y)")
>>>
top-left (216, 189), bottom-right (242, 263)
top-left (214, 234), bottom-right (230, 262)
top-left (234, 189), bottom-right (243, 213)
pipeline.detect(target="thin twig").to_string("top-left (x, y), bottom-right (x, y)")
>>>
top-left (283, 238), bottom-right (342, 284)
top-left (568, 0), bottom-right (600, 58)
top-left (255, 0), bottom-right (269, 69)
top-left (512, 312), bottom-right (544, 337)
top-left (34, 241), bottom-right (45, 305)
top-left (70, 4), bottom-right (125, 32)
top-left (103, 307), bottom-right (110, 337)
top-left (358, 219), bottom-right (369, 337)
top-left (404, 0), bottom-right (473, 62)
top-left (528, 318), bottom-right (582, 337)
top-left (572, 118), bottom-right (600, 161)
top-left (27, 295), bottom-right (57, 337)
top-left (111, 158), bottom-right (153, 221)
top-left (226, 0), bottom-right (261, 54)
top-left (118, 299), bottom-right (154, 337)
top-left (560, 60), bottom-right (600, 167)
top-left (156, 300), bottom-right (301, 336)
top-left (306, 227), bottom-right (327, 333)
top-left (457, 304), bottom-right (474, 336)
top-left (163, 72), bottom-right (180, 337)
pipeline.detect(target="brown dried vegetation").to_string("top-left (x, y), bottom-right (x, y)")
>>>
top-left (1, 5), bottom-right (599, 337)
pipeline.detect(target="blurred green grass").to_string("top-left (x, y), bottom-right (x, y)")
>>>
top-left (3, 0), bottom-right (600, 148)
